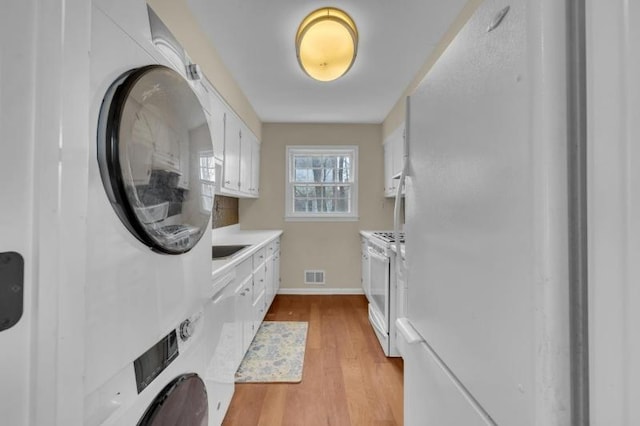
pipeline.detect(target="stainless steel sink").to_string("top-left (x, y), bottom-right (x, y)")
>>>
top-left (211, 245), bottom-right (250, 259)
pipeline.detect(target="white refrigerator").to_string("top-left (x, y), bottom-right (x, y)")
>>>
top-left (397, 0), bottom-right (578, 424)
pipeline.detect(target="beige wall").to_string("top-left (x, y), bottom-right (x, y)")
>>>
top-left (240, 124), bottom-right (394, 290)
top-left (382, 0), bottom-right (483, 138)
top-left (146, 0), bottom-right (261, 139)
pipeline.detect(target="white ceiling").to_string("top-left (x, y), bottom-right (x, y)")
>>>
top-left (187, 0), bottom-right (468, 123)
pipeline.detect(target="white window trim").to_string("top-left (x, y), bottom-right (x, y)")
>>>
top-left (198, 151), bottom-right (215, 214)
top-left (285, 145), bottom-right (359, 222)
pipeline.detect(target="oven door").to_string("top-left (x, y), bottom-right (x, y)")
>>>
top-left (368, 245), bottom-right (390, 334)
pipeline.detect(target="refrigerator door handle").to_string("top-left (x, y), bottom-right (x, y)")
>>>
top-left (396, 317), bottom-right (424, 344)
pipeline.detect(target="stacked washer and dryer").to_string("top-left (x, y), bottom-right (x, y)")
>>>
top-left (85, 1), bottom-right (223, 424)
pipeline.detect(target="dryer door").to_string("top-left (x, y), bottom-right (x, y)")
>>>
top-left (98, 65), bottom-right (214, 254)
top-left (137, 373), bottom-right (208, 426)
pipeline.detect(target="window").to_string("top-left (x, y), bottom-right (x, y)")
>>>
top-left (285, 146), bottom-right (358, 221)
top-left (199, 153), bottom-right (215, 212)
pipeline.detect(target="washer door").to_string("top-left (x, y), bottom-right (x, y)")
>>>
top-left (98, 65), bottom-right (215, 254)
top-left (137, 373), bottom-right (208, 426)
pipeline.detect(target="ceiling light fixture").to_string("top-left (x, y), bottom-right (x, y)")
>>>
top-left (295, 7), bottom-right (358, 82)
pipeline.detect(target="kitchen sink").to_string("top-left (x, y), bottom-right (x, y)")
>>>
top-left (211, 245), bottom-right (250, 259)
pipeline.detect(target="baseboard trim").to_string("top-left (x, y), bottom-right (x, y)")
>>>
top-left (277, 288), bottom-right (365, 295)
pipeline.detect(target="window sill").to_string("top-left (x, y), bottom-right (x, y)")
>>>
top-left (285, 215), bottom-right (359, 223)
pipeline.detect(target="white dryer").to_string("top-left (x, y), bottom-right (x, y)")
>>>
top-left (85, 1), bottom-right (214, 424)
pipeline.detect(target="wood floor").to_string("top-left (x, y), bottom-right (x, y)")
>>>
top-left (222, 295), bottom-right (404, 426)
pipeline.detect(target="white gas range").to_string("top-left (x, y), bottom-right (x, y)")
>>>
top-left (360, 230), bottom-right (405, 357)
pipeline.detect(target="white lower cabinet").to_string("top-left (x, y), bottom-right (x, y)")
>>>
top-left (264, 253), bottom-right (274, 307)
top-left (252, 261), bottom-right (267, 330)
top-left (234, 258), bottom-right (254, 354)
top-left (265, 239), bottom-right (280, 306)
top-left (273, 240), bottom-right (281, 295)
top-left (206, 235), bottom-right (282, 424)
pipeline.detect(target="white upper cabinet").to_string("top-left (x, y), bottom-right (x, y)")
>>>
top-left (210, 92), bottom-right (226, 163)
top-left (383, 125), bottom-right (405, 197)
top-left (196, 74), bottom-right (261, 198)
top-left (250, 137), bottom-right (260, 196)
top-left (239, 122), bottom-right (252, 194)
top-left (241, 126), bottom-right (260, 197)
top-left (222, 112), bottom-right (241, 192)
top-left (384, 140), bottom-right (395, 196)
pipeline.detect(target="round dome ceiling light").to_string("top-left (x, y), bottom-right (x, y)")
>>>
top-left (295, 7), bottom-right (358, 82)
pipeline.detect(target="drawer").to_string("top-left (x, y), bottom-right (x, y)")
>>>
top-left (252, 267), bottom-right (266, 303)
top-left (253, 287), bottom-right (267, 322)
top-left (266, 238), bottom-right (280, 256)
top-left (252, 247), bottom-right (266, 270)
top-left (236, 258), bottom-right (252, 281)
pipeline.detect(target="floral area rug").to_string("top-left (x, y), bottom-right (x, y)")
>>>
top-left (235, 321), bottom-right (308, 383)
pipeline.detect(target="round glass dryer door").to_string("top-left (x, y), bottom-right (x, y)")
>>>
top-left (98, 65), bottom-right (214, 254)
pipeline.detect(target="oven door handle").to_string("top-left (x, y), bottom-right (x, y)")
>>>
top-left (368, 304), bottom-right (388, 336)
top-left (367, 246), bottom-right (389, 263)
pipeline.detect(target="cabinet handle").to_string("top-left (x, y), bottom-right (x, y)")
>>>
top-left (260, 279), bottom-right (264, 283)
top-left (225, 180), bottom-right (231, 184)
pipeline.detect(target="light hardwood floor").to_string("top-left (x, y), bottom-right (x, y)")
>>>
top-left (222, 295), bottom-right (404, 426)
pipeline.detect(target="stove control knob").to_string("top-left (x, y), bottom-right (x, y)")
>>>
top-left (179, 319), bottom-right (195, 341)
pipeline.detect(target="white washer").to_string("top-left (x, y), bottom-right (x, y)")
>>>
top-left (85, 1), bottom-right (214, 424)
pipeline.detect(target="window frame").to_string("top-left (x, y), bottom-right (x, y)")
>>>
top-left (285, 145), bottom-right (359, 222)
top-left (198, 151), bottom-right (216, 214)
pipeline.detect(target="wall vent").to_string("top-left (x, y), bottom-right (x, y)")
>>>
top-left (304, 270), bottom-right (325, 285)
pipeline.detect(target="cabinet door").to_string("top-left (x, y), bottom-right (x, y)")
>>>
top-left (252, 289), bottom-right (266, 331)
top-left (239, 124), bottom-right (252, 194)
top-left (392, 127), bottom-right (404, 177)
top-left (384, 126), bottom-right (405, 197)
top-left (222, 113), bottom-right (241, 192)
top-left (264, 254), bottom-right (274, 307)
top-left (210, 94), bottom-right (226, 162)
top-left (273, 253), bottom-right (280, 294)
top-left (235, 275), bottom-right (253, 353)
top-left (250, 137), bottom-right (260, 196)
top-left (273, 244), bottom-right (280, 294)
top-left (383, 141), bottom-right (396, 196)
top-left (252, 265), bottom-right (266, 304)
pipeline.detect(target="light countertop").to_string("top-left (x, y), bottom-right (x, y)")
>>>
top-left (211, 225), bottom-right (283, 279)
